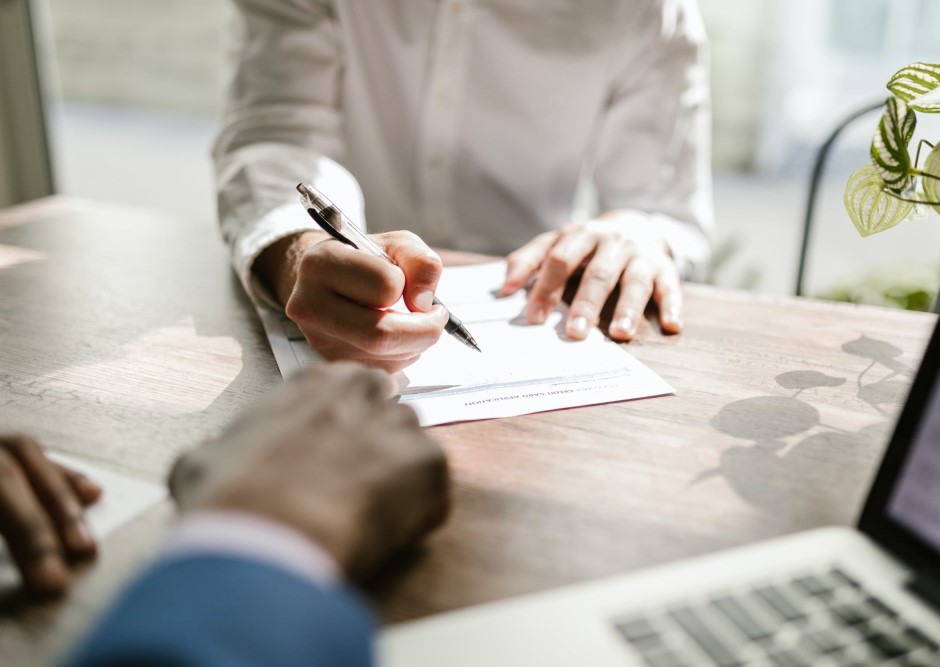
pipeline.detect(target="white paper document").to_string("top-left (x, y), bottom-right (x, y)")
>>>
top-left (259, 262), bottom-right (675, 426)
top-left (0, 454), bottom-right (167, 591)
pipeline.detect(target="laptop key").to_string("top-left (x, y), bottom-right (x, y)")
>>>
top-left (794, 573), bottom-right (834, 597)
top-left (866, 632), bottom-right (915, 659)
top-left (669, 607), bottom-right (742, 667)
top-left (766, 648), bottom-right (813, 667)
top-left (615, 617), bottom-right (660, 644)
top-left (753, 585), bottom-right (807, 622)
top-left (904, 626), bottom-right (939, 652)
top-left (904, 648), bottom-right (940, 667)
top-left (826, 650), bottom-right (873, 667)
top-left (710, 596), bottom-right (775, 641)
top-left (642, 647), bottom-right (691, 667)
top-left (864, 595), bottom-right (898, 618)
top-left (803, 627), bottom-right (853, 653)
top-left (830, 600), bottom-right (878, 626)
top-left (830, 569), bottom-right (860, 589)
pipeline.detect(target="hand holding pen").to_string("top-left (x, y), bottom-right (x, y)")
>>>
top-left (252, 183), bottom-right (474, 373)
top-left (297, 183), bottom-right (480, 353)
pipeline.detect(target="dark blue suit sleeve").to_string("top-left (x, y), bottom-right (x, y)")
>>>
top-left (65, 555), bottom-right (375, 667)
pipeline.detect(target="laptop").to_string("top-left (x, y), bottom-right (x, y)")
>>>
top-left (381, 319), bottom-right (940, 667)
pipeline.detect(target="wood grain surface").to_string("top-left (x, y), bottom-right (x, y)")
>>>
top-left (0, 197), bottom-right (936, 664)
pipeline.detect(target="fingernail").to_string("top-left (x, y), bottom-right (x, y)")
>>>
top-left (569, 316), bottom-right (589, 337)
top-left (531, 305), bottom-right (547, 324)
top-left (663, 308), bottom-right (682, 329)
top-left (613, 316), bottom-right (637, 338)
top-left (72, 520), bottom-right (95, 551)
top-left (413, 290), bottom-right (434, 312)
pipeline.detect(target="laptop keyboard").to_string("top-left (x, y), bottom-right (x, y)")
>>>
top-left (613, 567), bottom-right (939, 667)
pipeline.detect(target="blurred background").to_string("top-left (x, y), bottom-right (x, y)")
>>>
top-left (19, 0), bottom-right (940, 305)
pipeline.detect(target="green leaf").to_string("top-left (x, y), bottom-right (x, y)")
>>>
top-left (887, 62), bottom-right (940, 112)
top-left (870, 97), bottom-right (916, 192)
top-left (924, 143), bottom-right (940, 215)
top-left (844, 164), bottom-right (914, 236)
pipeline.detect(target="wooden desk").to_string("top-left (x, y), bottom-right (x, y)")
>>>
top-left (0, 198), bottom-right (936, 663)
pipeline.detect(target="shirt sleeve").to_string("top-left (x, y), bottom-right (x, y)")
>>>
top-left (592, 0), bottom-right (714, 280)
top-left (160, 510), bottom-right (341, 588)
top-left (213, 0), bottom-right (365, 305)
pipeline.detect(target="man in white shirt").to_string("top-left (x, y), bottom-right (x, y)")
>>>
top-left (215, 0), bottom-right (713, 371)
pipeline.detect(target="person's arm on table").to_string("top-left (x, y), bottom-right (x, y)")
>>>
top-left (500, 0), bottom-right (713, 343)
top-left (217, 0), bottom-right (447, 372)
top-left (0, 434), bottom-right (100, 596)
top-left (66, 363), bottom-right (450, 667)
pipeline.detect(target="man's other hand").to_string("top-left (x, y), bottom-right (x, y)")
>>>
top-left (169, 363), bottom-right (450, 583)
top-left (0, 435), bottom-right (101, 595)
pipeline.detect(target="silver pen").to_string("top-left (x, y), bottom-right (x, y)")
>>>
top-left (296, 183), bottom-right (481, 352)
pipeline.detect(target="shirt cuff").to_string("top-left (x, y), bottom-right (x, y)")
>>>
top-left (228, 155), bottom-right (367, 308)
top-left (160, 510), bottom-right (341, 589)
top-left (647, 212), bottom-right (712, 281)
top-left (232, 202), bottom-right (320, 309)
top-left (601, 209), bottom-right (711, 281)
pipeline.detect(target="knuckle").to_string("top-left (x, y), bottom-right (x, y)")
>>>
top-left (0, 451), bottom-right (19, 483)
top-left (285, 298), bottom-right (320, 333)
top-left (625, 266), bottom-right (654, 290)
top-left (583, 267), bottom-right (616, 288)
top-left (283, 296), bottom-right (304, 324)
top-left (11, 513), bottom-right (55, 549)
top-left (297, 246), bottom-right (328, 278)
top-left (3, 434), bottom-right (34, 458)
top-left (545, 251), bottom-right (570, 273)
top-left (357, 367), bottom-right (391, 397)
top-left (396, 230), bottom-right (423, 246)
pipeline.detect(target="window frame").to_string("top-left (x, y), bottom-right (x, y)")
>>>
top-left (0, 0), bottom-right (54, 207)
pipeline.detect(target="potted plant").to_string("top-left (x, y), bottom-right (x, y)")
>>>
top-left (844, 62), bottom-right (940, 236)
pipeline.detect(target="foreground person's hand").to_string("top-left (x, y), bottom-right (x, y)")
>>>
top-left (255, 230), bottom-right (449, 373)
top-left (500, 213), bottom-right (683, 342)
top-left (169, 362), bottom-right (450, 582)
top-left (0, 435), bottom-right (102, 595)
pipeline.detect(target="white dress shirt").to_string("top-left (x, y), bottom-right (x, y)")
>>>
top-left (213, 0), bottom-right (714, 303)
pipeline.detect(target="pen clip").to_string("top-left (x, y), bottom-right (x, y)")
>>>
top-left (296, 182), bottom-right (396, 263)
top-left (308, 205), bottom-right (357, 248)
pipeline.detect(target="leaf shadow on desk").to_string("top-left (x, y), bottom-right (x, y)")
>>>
top-left (693, 334), bottom-right (913, 519)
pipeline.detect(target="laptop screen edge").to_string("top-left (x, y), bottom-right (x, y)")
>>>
top-left (858, 314), bottom-right (940, 576)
